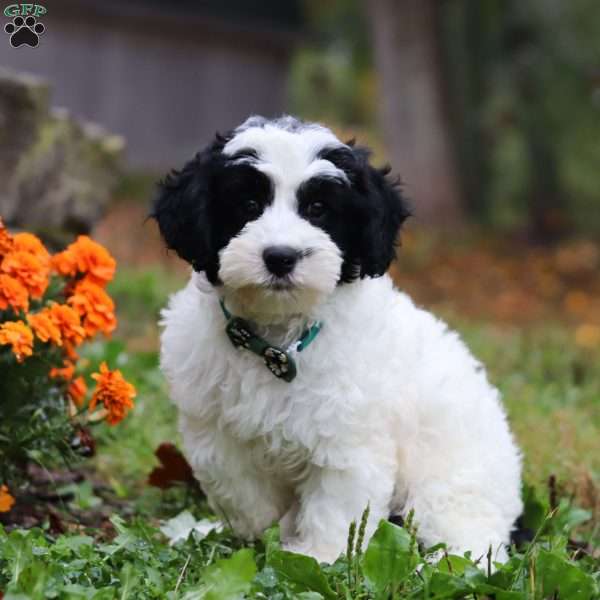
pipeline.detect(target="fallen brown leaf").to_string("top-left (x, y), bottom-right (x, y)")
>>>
top-left (148, 442), bottom-right (195, 490)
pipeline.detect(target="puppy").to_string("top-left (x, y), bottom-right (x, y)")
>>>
top-left (153, 116), bottom-right (522, 564)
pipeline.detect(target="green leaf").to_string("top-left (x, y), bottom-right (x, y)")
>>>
top-left (100, 516), bottom-right (140, 556)
top-left (553, 499), bottom-right (592, 534)
top-left (253, 566), bottom-right (279, 591)
top-left (435, 553), bottom-right (473, 575)
top-left (537, 549), bottom-right (597, 600)
top-left (261, 525), bottom-right (281, 562)
top-left (118, 562), bottom-right (138, 600)
top-left (429, 565), bottom-right (526, 600)
top-left (145, 566), bottom-right (164, 592)
top-left (4, 529), bottom-right (35, 585)
top-left (361, 520), bottom-right (419, 598)
top-left (494, 592), bottom-right (527, 600)
top-left (521, 484), bottom-right (546, 532)
top-left (53, 535), bottom-right (94, 554)
top-left (428, 571), bottom-right (472, 598)
top-left (267, 550), bottom-right (336, 599)
top-left (184, 548), bottom-right (257, 600)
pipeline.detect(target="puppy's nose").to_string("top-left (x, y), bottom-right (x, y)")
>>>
top-left (263, 246), bottom-right (299, 277)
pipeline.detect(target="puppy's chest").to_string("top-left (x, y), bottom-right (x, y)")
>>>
top-left (243, 432), bottom-right (311, 479)
top-left (216, 378), bottom-right (315, 445)
top-left (207, 353), bottom-right (340, 462)
top-left (208, 378), bottom-right (312, 478)
top-left (197, 307), bottom-right (394, 455)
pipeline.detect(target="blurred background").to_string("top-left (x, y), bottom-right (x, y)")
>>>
top-left (1, 0), bottom-right (599, 505)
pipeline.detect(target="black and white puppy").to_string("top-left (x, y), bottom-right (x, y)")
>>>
top-left (153, 115), bottom-right (522, 564)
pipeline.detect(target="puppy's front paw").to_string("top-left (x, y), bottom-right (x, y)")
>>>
top-left (221, 504), bottom-right (282, 541)
top-left (282, 539), bottom-right (342, 564)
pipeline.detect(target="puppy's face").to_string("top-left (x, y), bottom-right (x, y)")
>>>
top-left (153, 116), bottom-right (410, 320)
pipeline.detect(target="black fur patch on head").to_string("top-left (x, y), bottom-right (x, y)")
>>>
top-left (151, 133), bottom-right (272, 284)
top-left (299, 145), bottom-right (411, 282)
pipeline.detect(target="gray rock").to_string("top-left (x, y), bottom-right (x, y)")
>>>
top-left (0, 68), bottom-right (124, 247)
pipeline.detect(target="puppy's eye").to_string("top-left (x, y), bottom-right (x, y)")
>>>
top-left (244, 199), bottom-right (261, 217)
top-left (306, 201), bottom-right (326, 220)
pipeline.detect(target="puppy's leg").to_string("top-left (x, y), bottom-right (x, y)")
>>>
top-left (396, 401), bottom-right (522, 566)
top-left (284, 455), bottom-right (395, 563)
top-left (179, 415), bottom-right (287, 539)
top-left (402, 474), bottom-right (518, 565)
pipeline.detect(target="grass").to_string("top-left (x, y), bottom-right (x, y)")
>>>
top-left (1, 494), bottom-right (598, 598)
top-left (1, 265), bottom-right (599, 598)
top-left (459, 320), bottom-right (600, 490)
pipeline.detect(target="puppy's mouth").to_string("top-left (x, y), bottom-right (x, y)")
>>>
top-left (265, 277), bottom-right (296, 292)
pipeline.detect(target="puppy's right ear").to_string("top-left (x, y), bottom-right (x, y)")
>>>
top-left (151, 152), bottom-right (213, 271)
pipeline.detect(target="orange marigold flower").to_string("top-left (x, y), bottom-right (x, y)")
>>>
top-left (90, 362), bottom-right (136, 425)
top-left (50, 359), bottom-right (76, 380)
top-left (0, 219), bottom-right (14, 257)
top-left (68, 280), bottom-right (116, 337)
top-left (51, 248), bottom-right (77, 278)
top-left (0, 320), bottom-right (34, 363)
top-left (1, 251), bottom-right (49, 299)
top-left (47, 303), bottom-right (86, 346)
top-left (53, 236), bottom-right (116, 285)
top-left (0, 274), bottom-right (29, 313)
top-left (0, 484), bottom-right (15, 512)
top-left (12, 232), bottom-right (51, 264)
top-left (28, 309), bottom-right (63, 346)
top-left (68, 376), bottom-right (87, 407)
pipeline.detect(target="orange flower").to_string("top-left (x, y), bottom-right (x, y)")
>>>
top-left (53, 236), bottom-right (116, 285)
top-left (12, 232), bottom-right (50, 264)
top-left (90, 362), bottom-right (136, 425)
top-left (0, 484), bottom-right (15, 512)
top-left (68, 376), bottom-right (87, 407)
top-left (1, 251), bottom-right (49, 299)
top-left (47, 303), bottom-right (86, 346)
top-left (28, 309), bottom-right (63, 346)
top-left (0, 274), bottom-right (29, 313)
top-left (68, 280), bottom-right (116, 337)
top-left (0, 320), bottom-right (34, 362)
top-left (51, 248), bottom-right (77, 278)
top-left (0, 219), bottom-right (14, 257)
top-left (50, 359), bottom-right (76, 380)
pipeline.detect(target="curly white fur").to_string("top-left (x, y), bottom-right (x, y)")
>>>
top-left (160, 271), bottom-right (522, 564)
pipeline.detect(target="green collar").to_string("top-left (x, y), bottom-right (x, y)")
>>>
top-left (219, 299), bottom-right (322, 382)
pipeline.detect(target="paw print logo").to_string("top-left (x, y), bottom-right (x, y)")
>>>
top-left (226, 317), bottom-right (254, 350)
top-left (263, 347), bottom-right (296, 381)
top-left (4, 15), bottom-right (45, 48)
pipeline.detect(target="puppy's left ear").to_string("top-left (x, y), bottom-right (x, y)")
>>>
top-left (358, 156), bottom-right (411, 278)
top-left (150, 140), bottom-right (224, 278)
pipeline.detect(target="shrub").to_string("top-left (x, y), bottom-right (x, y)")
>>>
top-left (0, 218), bottom-right (136, 504)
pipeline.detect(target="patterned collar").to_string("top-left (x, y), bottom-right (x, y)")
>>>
top-left (219, 299), bottom-right (322, 382)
